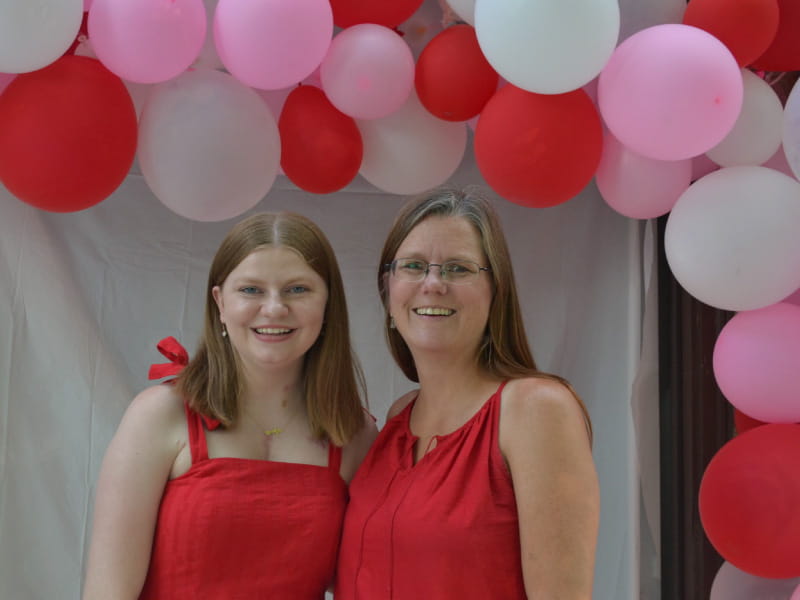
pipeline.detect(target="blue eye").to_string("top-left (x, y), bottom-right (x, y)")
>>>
top-left (287, 286), bottom-right (308, 294)
top-left (239, 286), bottom-right (261, 295)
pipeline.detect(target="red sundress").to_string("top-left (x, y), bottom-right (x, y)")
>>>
top-left (138, 402), bottom-right (347, 600)
top-left (336, 381), bottom-right (528, 599)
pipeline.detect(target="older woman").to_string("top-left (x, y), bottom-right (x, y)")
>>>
top-left (336, 187), bottom-right (599, 599)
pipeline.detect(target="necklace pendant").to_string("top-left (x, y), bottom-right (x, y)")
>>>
top-left (263, 427), bottom-right (282, 436)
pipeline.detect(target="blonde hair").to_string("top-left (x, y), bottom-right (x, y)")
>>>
top-left (177, 212), bottom-right (366, 446)
top-left (378, 186), bottom-right (592, 440)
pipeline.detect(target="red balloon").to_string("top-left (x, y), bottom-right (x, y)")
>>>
top-left (474, 85), bottom-right (602, 208)
top-left (752, 0), bottom-right (800, 70)
top-left (279, 85), bottom-right (363, 194)
top-left (329, 0), bottom-right (423, 28)
top-left (683, 0), bottom-right (779, 67)
top-left (699, 424), bottom-right (800, 578)
top-left (415, 24), bottom-right (498, 122)
top-left (0, 56), bottom-right (137, 213)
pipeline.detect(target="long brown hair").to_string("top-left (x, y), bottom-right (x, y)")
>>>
top-left (177, 212), bottom-right (366, 446)
top-left (378, 186), bottom-right (592, 439)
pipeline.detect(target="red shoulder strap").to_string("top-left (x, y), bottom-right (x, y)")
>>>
top-left (328, 442), bottom-right (342, 473)
top-left (184, 402), bottom-right (209, 463)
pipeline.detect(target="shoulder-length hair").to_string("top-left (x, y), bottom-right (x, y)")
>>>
top-left (377, 186), bottom-right (591, 439)
top-left (177, 211), bottom-right (366, 446)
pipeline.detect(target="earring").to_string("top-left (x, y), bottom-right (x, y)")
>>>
top-left (389, 316), bottom-right (396, 329)
top-left (221, 324), bottom-right (228, 338)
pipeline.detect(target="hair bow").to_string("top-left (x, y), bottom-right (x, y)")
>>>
top-left (148, 336), bottom-right (189, 380)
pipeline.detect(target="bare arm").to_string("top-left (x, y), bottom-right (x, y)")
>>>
top-left (500, 378), bottom-right (600, 599)
top-left (82, 385), bottom-right (187, 600)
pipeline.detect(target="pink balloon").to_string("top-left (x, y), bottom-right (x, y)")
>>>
top-left (214, 0), bottom-right (332, 91)
top-left (595, 131), bottom-right (692, 218)
top-left (713, 302), bottom-right (800, 423)
top-left (793, 583), bottom-right (800, 600)
top-left (88, 0), bottom-right (206, 84)
top-left (598, 24), bottom-right (743, 160)
top-left (84, 0), bottom-right (93, 10)
top-left (321, 24), bottom-right (415, 120)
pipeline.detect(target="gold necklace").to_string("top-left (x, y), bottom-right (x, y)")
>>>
top-left (243, 405), bottom-right (299, 438)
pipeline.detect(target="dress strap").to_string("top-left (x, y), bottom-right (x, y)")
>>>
top-left (328, 442), bottom-right (342, 473)
top-left (184, 402), bottom-right (210, 463)
top-left (496, 380), bottom-right (508, 396)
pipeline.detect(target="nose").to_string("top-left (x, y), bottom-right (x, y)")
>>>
top-left (260, 292), bottom-right (288, 315)
top-left (420, 264), bottom-right (447, 292)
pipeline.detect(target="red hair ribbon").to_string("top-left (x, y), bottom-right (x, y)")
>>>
top-left (148, 336), bottom-right (189, 380)
top-left (147, 337), bottom-right (222, 430)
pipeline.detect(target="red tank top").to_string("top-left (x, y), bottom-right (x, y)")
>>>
top-left (336, 381), bottom-right (527, 599)
top-left (138, 402), bottom-right (347, 600)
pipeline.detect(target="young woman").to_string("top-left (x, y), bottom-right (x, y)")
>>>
top-left (336, 187), bottom-right (599, 599)
top-left (83, 212), bottom-right (376, 599)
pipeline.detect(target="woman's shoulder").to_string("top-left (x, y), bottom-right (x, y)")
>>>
top-left (122, 383), bottom-right (186, 433)
top-left (501, 376), bottom-right (587, 435)
top-left (386, 389), bottom-right (419, 421)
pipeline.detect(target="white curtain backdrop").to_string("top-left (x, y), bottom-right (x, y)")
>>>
top-left (0, 152), bottom-right (659, 599)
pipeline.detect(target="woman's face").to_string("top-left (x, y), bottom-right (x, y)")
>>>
top-left (212, 245), bottom-right (328, 377)
top-left (388, 216), bottom-right (493, 361)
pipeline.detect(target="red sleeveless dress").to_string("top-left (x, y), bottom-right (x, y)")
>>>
top-left (138, 402), bottom-right (347, 600)
top-left (336, 381), bottom-right (528, 599)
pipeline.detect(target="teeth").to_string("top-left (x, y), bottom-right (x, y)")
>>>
top-left (414, 307), bottom-right (454, 316)
top-left (255, 327), bottom-right (292, 334)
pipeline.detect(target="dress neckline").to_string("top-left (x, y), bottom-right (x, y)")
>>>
top-left (398, 381), bottom-right (506, 465)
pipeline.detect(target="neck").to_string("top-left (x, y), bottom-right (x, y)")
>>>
top-left (413, 350), bottom-right (498, 411)
top-left (239, 360), bottom-right (305, 414)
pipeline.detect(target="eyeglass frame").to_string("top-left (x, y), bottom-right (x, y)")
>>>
top-left (383, 258), bottom-right (492, 285)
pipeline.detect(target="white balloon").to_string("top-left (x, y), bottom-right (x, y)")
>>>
top-left (617, 0), bottom-right (685, 43)
top-left (665, 166), bottom-right (800, 311)
top-left (0, 0), bottom-right (83, 73)
top-left (595, 132), bottom-right (691, 219)
top-left (447, 0), bottom-right (475, 26)
top-left (357, 90), bottom-right (467, 195)
top-left (783, 77), bottom-right (800, 181)
top-left (710, 561), bottom-right (800, 600)
top-left (138, 69), bottom-right (280, 222)
top-left (474, 0), bottom-right (619, 94)
top-left (707, 70), bottom-right (783, 167)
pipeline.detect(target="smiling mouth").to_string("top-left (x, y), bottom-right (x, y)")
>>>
top-left (254, 327), bottom-right (294, 335)
top-left (413, 307), bottom-right (454, 316)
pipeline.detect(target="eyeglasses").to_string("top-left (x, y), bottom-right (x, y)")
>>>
top-left (385, 258), bottom-right (491, 285)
